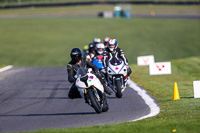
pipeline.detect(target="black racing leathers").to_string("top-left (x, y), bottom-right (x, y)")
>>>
top-left (103, 47), bottom-right (132, 77)
top-left (67, 57), bottom-right (108, 99)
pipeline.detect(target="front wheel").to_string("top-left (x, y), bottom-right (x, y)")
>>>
top-left (115, 80), bottom-right (123, 98)
top-left (87, 89), bottom-right (102, 114)
top-left (102, 93), bottom-right (109, 112)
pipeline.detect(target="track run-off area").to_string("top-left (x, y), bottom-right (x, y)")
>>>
top-left (0, 67), bottom-right (159, 132)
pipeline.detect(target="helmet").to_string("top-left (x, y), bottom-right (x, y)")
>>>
top-left (96, 43), bottom-right (105, 55)
top-left (93, 37), bottom-right (101, 44)
top-left (88, 43), bottom-right (95, 52)
top-left (104, 36), bottom-right (110, 47)
top-left (83, 45), bottom-right (89, 50)
top-left (70, 48), bottom-right (82, 62)
top-left (108, 39), bottom-right (118, 51)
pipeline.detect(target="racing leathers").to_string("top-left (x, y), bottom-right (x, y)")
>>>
top-left (103, 47), bottom-right (132, 77)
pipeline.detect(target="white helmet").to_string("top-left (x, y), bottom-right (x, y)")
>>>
top-left (93, 37), bottom-right (101, 44)
top-left (96, 43), bottom-right (105, 55)
top-left (108, 39), bottom-right (118, 51)
top-left (104, 36), bottom-right (110, 47)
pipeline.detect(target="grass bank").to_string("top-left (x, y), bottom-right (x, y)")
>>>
top-left (0, 18), bottom-right (199, 66)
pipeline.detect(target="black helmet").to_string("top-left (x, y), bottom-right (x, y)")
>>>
top-left (70, 48), bottom-right (82, 62)
top-left (88, 43), bottom-right (95, 52)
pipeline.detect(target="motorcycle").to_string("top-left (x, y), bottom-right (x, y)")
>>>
top-left (75, 67), bottom-right (109, 114)
top-left (106, 57), bottom-right (128, 98)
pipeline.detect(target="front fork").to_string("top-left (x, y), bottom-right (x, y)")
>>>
top-left (110, 75), bottom-right (124, 92)
top-left (84, 87), bottom-right (102, 106)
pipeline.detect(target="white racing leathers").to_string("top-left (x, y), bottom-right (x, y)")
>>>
top-left (75, 67), bottom-right (109, 113)
top-left (107, 57), bottom-right (128, 98)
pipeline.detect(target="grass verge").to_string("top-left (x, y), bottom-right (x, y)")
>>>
top-left (0, 65), bottom-right (7, 68)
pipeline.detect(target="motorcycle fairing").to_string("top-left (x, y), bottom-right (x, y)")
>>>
top-left (76, 69), bottom-right (104, 98)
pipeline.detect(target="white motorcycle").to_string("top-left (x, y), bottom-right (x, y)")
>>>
top-left (107, 57), bottom-right (128, 98)
top-left (75, 67), bottom-right (109, 114)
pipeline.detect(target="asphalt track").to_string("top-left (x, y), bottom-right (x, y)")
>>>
top-left (0, 67), bottom-right (158, 133)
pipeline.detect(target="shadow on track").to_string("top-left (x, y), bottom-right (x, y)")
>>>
top-left (0, 112), bottom-right (96, 117)
top-left (18, 97), bottom-right (70, 99)
top-left (42, 88), bottom-right (69, 90)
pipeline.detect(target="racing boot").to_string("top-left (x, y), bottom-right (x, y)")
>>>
top-left (96, 72), bottom-right (112, 95)
top-left (103, 84), bottom-right (112, 95)
top-left (127, 67), bottom-right (132, 77)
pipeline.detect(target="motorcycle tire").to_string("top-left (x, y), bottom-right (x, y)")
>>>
top-left (87, 89), bottom-right (102, 114)
top-left (102, 93), bottom-right (109, 112)
top-left (116, 80), bottom-right (123, 98)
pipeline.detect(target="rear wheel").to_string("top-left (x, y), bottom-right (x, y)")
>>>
top-left (116, 80), bottom-right (123, 98)
top-left (87, 89), bottom-right (102, 114)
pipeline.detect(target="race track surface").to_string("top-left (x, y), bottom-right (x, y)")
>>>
top-left (0, 67), bottom-right (153, 133)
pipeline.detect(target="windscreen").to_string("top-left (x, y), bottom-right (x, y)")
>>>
top-left (110, 57), bottom-right (123, 66)
top-left (77, 67), bottom-right (88, 77)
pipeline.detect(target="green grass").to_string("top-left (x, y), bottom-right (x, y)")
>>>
top-left (0, 5), bottom-right (199, 16)
top-left (129, 56), bottom-right (200, 133)
top-left (0, 65), bottom-right (6, 68)
top-left (0, 18), bottom-right (199, 66)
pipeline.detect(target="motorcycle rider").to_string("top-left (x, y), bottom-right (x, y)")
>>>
top-left (92, 42), bottom-right (108, 74)
top-left (103, 36), bottom-right (110, 48)
top-left (67, 48), bottom-right (112, 99)
top-left (103, 39), bottom-right (132, 77)
top-left (95, 43), bottom-right (105, 56)
top-left (84, 38), bottom-right (101, 62)
top-left (93, 37), bottom-right (101, 46)
top-left (84, 42), bottom-right (96, 62)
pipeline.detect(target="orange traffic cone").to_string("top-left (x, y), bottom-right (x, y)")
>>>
top-left (173, 82), bottom-right (180, 100)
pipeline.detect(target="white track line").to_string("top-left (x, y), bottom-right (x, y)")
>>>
top-left (129, 80), bottom-right (160, 121)
top-left (0, 65), bottom-right (13, 73)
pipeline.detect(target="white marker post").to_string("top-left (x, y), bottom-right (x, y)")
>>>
top-left (149, 62), bottom-right (171, 75)
top-left (137, 55), bottom-right (155, 66)
top-left (193, 81), bottom-right (200, 98)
